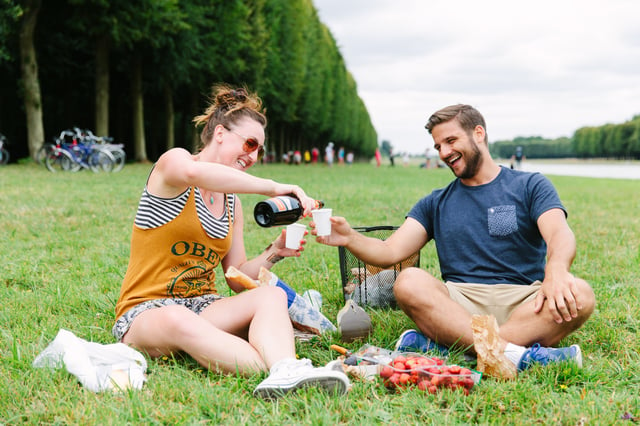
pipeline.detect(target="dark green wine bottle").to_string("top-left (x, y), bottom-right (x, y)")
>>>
top-left (254, 195), bottom-right (324, 227)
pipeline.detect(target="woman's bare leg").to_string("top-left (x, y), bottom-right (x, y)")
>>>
top-left (123, 286), bottom-right (294, 374)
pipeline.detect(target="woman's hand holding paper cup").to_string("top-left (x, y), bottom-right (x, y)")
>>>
top-left (270, 227), bottom-right (308, 261)
top-left (285, 223), bottom-right (307, 249)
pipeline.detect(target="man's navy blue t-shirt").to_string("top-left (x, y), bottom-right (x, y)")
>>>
top-left (407, 166), bottom-right (566, 285)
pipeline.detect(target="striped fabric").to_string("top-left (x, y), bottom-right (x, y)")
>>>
top-left (134, 187), bottom-right (234, 239)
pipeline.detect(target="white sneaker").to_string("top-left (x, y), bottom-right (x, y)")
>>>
top-left (253, 358), bottom-right (350, 400)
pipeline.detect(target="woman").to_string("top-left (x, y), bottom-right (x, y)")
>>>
top-left (112, 84), bottom-right (348, 399)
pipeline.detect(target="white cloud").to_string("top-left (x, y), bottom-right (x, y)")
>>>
top-left (315, 0), bottom-right (640, 153)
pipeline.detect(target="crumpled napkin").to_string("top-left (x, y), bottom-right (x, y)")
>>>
top-left (33, 329), bottom-right (147, 392)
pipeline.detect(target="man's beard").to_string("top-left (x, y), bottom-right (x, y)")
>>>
top-left (453, 141), bottom-right (483, 180)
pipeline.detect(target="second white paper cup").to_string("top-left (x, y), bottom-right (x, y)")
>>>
top-left (312, 208), bottom-right (332, 236)
top-left (285, 223), bottom-right (307, 249)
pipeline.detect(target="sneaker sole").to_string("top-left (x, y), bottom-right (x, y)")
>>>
top-left (253, 376), bottom-right (348, 400)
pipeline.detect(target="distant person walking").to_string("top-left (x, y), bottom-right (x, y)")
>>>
top-left (293, 150), bottom-right (302, 165)
top-left (346, 151), bottom-right (354, 166)
top-left (511, 146), bottom-right (524, 170)
top-left (374, 148), bottom-right (382, 167)
top-left (325, 142), bottom-right (335, 167)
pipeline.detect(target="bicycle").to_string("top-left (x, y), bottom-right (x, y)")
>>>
top-left (36, 141), bottom-right (56, 165)
top-left (0, 134), bottom-right (9, 165)
top-left (81, 129), bottom-right (126, 172)
top-left (44, 145), bottom-right (76, 172)
top-left (45, 129), bottom-right (115, 173)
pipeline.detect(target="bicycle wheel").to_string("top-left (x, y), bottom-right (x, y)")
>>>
top-left (35, 143), bottom-right (54, 165)
top-left (0, 148), bottom-right (8, 165)
top-left (109, 147), bottom-right (126, 172)
top-left (88, 148), bottom-right (115, 172)
top-left (45, 148), bottom-right (76, 172)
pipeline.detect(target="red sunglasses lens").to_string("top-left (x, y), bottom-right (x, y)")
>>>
top-left (244, 138), bottom-right (264, 160)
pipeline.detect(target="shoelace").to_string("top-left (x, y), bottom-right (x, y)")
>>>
top-left (271, 358), bottom-right (313, 376)
top-left (526, 343), bottom-right (548, 362)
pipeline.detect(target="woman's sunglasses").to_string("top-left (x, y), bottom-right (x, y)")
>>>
top-left (225, 127), bottom-right (265, 161)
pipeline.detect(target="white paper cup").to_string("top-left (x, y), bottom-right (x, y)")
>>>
top-left (285, 223), bottom-right (307, 249)
top-left (312, 208), bottom-right (332, 236)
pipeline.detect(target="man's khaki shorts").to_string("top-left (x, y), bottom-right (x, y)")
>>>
top-left (445, 281), bottom-right (542, 325)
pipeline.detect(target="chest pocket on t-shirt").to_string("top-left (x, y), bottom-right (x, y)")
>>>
top-left (487, 205), bottom-right (518, 237)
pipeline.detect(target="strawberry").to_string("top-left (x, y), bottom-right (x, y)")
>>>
top-left (380, 365), bottom-right (394, 379)
top-left (399, 373), bottom-right (411, 386)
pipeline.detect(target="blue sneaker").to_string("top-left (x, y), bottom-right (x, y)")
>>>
top-left (518, 343), bottom-right (582, 371)
top-left (394, 329), bottom-right (449, 356)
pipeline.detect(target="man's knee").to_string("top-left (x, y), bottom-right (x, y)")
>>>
top-left (393, 267), bottom-right (443, 304)
top-left (394, 267), bottom-right (420, 297)
top-left (575, 278), bottom-right (596, 319)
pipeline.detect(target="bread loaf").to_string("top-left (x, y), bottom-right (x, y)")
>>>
top-left (225, 266), bottom-right (258, 290)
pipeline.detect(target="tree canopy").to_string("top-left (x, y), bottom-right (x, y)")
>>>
top-left (0, 0), bottom-right (378, 162)
top-left (491, 115), bottom-right (640, 160)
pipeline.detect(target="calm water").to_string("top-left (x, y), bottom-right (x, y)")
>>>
top-left (501, 161), bottom-right (640, 180)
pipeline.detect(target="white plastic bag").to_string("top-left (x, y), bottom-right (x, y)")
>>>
top-left (33, 329), bottom-right (147, 392)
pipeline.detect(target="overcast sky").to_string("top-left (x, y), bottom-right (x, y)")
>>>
top-left (314, 0), bottom-right (640, 154)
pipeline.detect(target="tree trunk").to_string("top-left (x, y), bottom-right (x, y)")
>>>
top-left (164, 83), bottom-right (174, 150)
top-left (131, 56), bottom-right (147, 162)
top-left (19, 0), bottom-right (44, 161)
top-left (279, 126), bottom-right (285, 160)
top-left (95, 34), bottom-right (110, 137)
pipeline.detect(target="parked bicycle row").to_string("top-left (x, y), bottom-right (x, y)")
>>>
top-left (37, 128), bottom-right (126, 173)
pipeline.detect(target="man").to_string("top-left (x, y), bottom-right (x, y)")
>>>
top-left (511, 145), bottom-right (524, 170)
top-left (316, 104), bottom-right (595, 373)
top-left (325, 142), bottom-right (335, 166)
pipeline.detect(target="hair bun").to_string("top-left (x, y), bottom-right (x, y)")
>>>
top-left (192, 83), bottom-right (266, 151)
top-left (217, 88), bottom-right (248, 111)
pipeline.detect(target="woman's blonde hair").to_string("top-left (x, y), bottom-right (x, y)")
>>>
top-left (193, 84), bottom-right (267, 151)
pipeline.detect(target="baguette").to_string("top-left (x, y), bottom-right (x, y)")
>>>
top-left (258, 266), bottom-right (273, 287)
top-left (225, 266), bottom-right (258, 290)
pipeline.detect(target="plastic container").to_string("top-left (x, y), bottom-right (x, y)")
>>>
top-left (338, 226), bottom-right (420, 308)
top-left (379, 353), bottom-right (481, 394)
top-left (416, 365), bottom-right (481, 395)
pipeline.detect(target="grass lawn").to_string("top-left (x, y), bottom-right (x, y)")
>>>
top-left (1, 161), bottom-right (639, 424)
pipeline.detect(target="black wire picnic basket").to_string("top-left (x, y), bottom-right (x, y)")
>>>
top-left (338, 226), bottom-right (420, 309)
